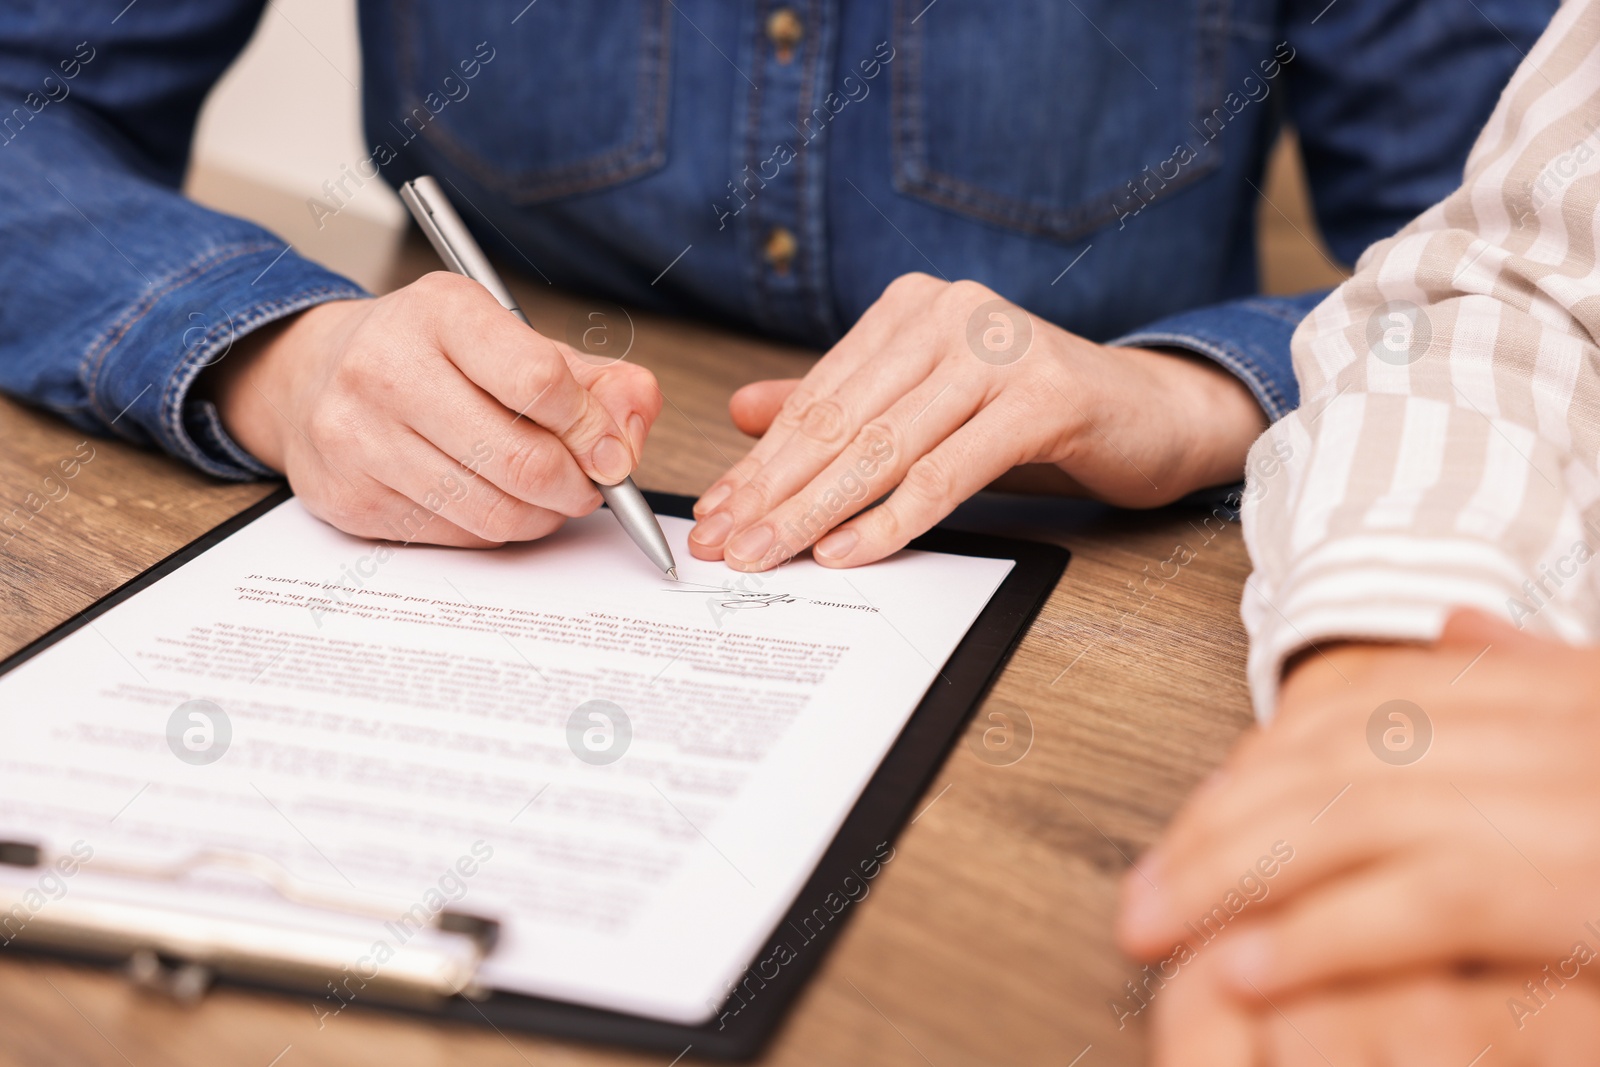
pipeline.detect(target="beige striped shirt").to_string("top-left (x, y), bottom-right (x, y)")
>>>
top-left (1242, 0), bottom-right (1600, 717)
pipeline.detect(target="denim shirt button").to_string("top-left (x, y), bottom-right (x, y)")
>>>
top-left (765, 7), bottom-right (803, 64)
top-left (763, 227), bottom-right (798, 275)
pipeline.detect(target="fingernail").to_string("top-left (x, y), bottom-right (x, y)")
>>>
top-left (695, 482), bottom-right (732, 517)
top-left (815, 528), bottom-right (858, 561)
top-left (727, 524), bottom-right (775, 563)
top-left (1215, 928), bottom-right (1272, 990)
top-left (690, 511), bottom-right (733, 547)
top-left (627, 414), bottom-right (646, 456)
top-left (591, 435), bottom-right (632, 484)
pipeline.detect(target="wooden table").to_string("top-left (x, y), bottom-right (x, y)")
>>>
top-left (0, 144), bottom-right (1341, 1065)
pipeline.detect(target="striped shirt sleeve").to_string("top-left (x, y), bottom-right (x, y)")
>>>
top-left (1242, 0), bottom-right (1600, 719)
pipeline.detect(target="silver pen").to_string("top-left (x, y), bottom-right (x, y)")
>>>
top-left (398, 176), bottom-right (677, 580)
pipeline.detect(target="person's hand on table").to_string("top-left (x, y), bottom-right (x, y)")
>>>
top-left (1115, 608), bottom-right (1600, 1063)
top-left (687, 273), bottom-right (1266, 572)
top-left (1142, 946), bottom-right (1600, 1066)
top-left (204, 271), bottom-right (662, 547)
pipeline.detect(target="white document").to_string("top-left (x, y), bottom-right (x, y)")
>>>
top-left (0, 499), bottom-right (1011, 1023)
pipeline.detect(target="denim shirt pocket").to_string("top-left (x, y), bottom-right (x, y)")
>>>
top-left (393, 0), bottom-right (672, 203)
top-left (891, 0), bottom-right (1229, 243)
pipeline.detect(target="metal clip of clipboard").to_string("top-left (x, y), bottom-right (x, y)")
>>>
top-left (0, 841), bottom-right (500, 1006)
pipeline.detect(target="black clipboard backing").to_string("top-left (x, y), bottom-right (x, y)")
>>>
top-left (1, 488), bottom-right (1068, 1061)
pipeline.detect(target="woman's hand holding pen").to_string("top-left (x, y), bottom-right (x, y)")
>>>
top-left (687, 272), bottom-right (1266, 572)
top-left (204, 271), bottom-right (663, 547)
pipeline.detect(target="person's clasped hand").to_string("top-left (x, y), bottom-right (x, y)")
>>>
top-left (207, 271), bottom-right (663, 547)
top-left (1116, 608), bottom-right (1600, 1063)
top-left (687, 273), bottom-right (1266, 572)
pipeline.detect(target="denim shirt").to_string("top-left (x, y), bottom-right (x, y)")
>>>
top-left (0, 1), bottom-right (1553, 480)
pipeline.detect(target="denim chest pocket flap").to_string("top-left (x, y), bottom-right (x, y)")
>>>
top-left (892, 0), bottom-right (1231, 242)
top-left (394, 0), bottom-right (672, 203)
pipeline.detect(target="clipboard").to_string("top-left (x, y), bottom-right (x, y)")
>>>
top-left (0, 488), bottom-right (1068, 1061)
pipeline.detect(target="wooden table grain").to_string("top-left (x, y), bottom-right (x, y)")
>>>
top-left (0, 142), bottom-right (1341, 1067)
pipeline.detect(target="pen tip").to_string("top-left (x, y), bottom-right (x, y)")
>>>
top-left (666, 567), bottom-right (678, 582)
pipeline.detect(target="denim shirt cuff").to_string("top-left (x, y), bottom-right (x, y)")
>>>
top-left (1106, 292), bottom-right (1331, 423)
top-left (82, 242), bottom-right (368, 481)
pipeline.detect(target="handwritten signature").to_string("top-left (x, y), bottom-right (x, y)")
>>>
top-left (663, 582), bottom-right (802, 610)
